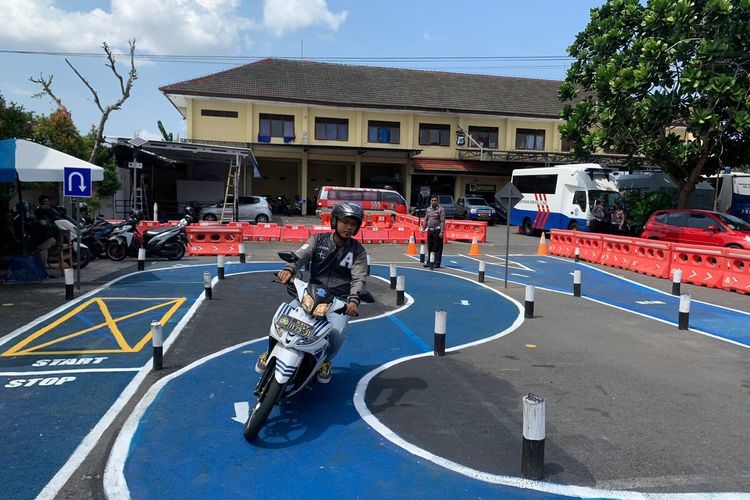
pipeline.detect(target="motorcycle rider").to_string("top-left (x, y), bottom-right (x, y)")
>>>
top-left (255, 201), bottom-right (368, 384)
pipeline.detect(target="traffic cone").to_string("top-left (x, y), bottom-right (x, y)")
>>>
top-left (406, 233), bottom-right (417, 256)
top-left (537, 232), bottom-right (548, 255)
top-left (468, 236), bottom-right (481, 256)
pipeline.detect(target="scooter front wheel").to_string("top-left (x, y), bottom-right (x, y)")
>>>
top-left (243, 378), bottom-right (284, 442)
top-left (165, 242), bottom-right (186, 260)
top-left (106, 242), bottom-right (127, 261)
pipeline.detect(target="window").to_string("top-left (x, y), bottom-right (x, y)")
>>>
top-left (515, 129), bottom-right (545, 150)
top-left (687, 213), bottom-right (715, 229)
top-left (654, 212), bottom-right (669, 224)
top-left (259, 114), bottom-right (294, 142)
top-left (666, 212), bottom-right (689, 227)
top-left (201, 109), bottom-right (238, 118)
top-left (468, 126), bottom-right (498, 149)
top-left (382, 192), bottom-right (405, 204)
top-left (315, 117), bottom-right (348, 141)
top-left (368, 121), bottom-right (400, 144)
top-left (573, 191), bottom-right (586, 211)
top-left (419, 123), bottom-right (450, 146)
top-left (513, 174), bottom-right (558, 194)
top-left (336, 190), bottom-right (363, 201)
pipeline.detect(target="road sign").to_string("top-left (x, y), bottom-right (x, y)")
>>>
top-left (128, 161), bottom-right (143, 169)
top-left (495, 182), bottom-right (523, 211)
top-left (63, 167), bottom-right (92, 198)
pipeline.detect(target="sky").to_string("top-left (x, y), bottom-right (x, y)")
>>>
top-left (0, 0), bottom-right (606, 142)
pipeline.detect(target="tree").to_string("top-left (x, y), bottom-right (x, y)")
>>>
top-left (0, 92), bottom-right (35, 140)
top-left (30, 39), bottom-right (137, 164)
top-left (32, 108), bottom-right (86, 158)
top-left (157, 120), bottom-right (174, 141)
top-left (560, 0), bottom-right (750, 208)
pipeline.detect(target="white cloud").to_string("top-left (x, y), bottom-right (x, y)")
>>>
top-left (263, 0), bottom-right (347, 37)
top-left (0, 0), bottom-right (255, 55)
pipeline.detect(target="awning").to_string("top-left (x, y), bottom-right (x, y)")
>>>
top-left (411, 158), bottom-right (512, 175)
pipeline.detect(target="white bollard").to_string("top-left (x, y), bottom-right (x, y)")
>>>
top-left (389, 263), bottom-right (397, 289)
top-left (672, 268), bottom-right (682, 296)
top-left (478, 259), bottom-right (486, 283)
top-left (152, 203), bottom-right (158, 222)
top-left (203, 271), bottom-right (212, 300)
top-left (429, 251), bottom-right (436, 270)
top-left (573, 270), bottom-right (582, 297)
top-left (434, 310), bottom-right (447, 356)
top-left (366, 254), bottom-right (371, 276)
top-left (521, 393), bottom-right (545, 480)
top-left (238, 243), bottom-right (246, 264)
top-left (64, 268), bottom-right (75, 300)
top-left (151, 320), bottom-right (164, 370)
top-left (396, 275), bottom-right (406, 306)
top-left (574, 247), bottom-right (580, 263)
top-left (137, 248), bottom-right (146, 271)
top-left (678, 293), bottom-right (691, 330)
top-left (524, 284), bottom-right (535, 319)
top-left (419, 243), bottom-right (426, 263)
top-left (217, 255), bottom-right (225, 279)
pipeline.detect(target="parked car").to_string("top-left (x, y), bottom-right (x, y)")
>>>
top-left (201, 196), bottom-right (272, 223)
top-left (640, 209), bottom-right (750, 249)
top-left (410, 194), bottom-right (456, 219)
top-left (455, 196), bottom-right (498, 225)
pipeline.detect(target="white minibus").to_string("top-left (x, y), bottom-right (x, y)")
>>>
top-left (508, 163), bottom-right (623, 234)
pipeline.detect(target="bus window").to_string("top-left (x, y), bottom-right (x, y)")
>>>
top-left (573, 191), bottom-right (586, 211)
top-left (339, 190), bottom-right (363, 201)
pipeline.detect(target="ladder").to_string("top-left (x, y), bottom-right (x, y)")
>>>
top-left (131, 171), bottom-right (149, 219)
top-left (220, 164), bottom-right (240, 223)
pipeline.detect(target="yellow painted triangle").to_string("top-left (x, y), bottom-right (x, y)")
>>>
top-left (2, 297), bottom-right (186, 357)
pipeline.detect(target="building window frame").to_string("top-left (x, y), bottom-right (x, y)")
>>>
top-left (367, 120), bottom-right (401, 144)
top-left (315, 117), bottom-right (349, 141)
top-left (419, 123), bottom-right (451, 146)
top-left (515, 128), bottom-right (546, 151)
top-left (259, 113), bottom-right (295, 143)
top-left (468, 126), bottom-right (499, 149)
top-left (201, 109), bottom-right (239, 118)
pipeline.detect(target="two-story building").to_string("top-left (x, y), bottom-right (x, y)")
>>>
top-left (155, 58), bottom-right (593, 212)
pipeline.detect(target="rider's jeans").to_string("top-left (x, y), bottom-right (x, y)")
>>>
top-left (326, 312), bottom-right (350, 362)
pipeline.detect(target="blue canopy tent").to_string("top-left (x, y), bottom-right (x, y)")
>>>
top-left (0, 139), bottom-right (104, 282)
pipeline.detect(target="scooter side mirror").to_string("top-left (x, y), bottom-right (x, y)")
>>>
top-left (278, 251), bottom-right (299, 263)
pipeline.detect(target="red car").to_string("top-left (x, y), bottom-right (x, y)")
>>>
top-left (640, 209), bottom-right (750, 249)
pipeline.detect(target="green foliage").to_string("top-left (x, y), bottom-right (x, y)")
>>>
top-left (622, 190), bottom-right (675, 232)
top-left (32, 108), bottom-right (86, 158)
top-left (82, 127), bottom-right (120, 197)
top-left (0, 92), bottom-right (35, 140)
top-left (157, 120), bottom-right (174, 141)
top-left (561, 0), bottom-right (750, 208)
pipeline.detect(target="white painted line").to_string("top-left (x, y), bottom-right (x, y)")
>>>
top-left (511, 273), bottom-right (530, 278)
top-left (460, 300), bottom-right (470, 306)
top-left (0, 368), bottom-right (141, 376)
top-left (232, 401), bottom-right (249, 423)
top-left (635, 300), bottom-right (666, 305)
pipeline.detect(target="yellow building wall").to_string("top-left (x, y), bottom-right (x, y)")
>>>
top-left (190, 100), bottom-right (247, 142)
top-left (506, 119), bottom-right (561, 152)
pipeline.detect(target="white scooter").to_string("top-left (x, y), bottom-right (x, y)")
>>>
top-left (243, 251), bottom-right (374, 442)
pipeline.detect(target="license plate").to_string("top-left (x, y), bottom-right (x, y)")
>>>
top-left (276, 314), bottom-right (314, 337)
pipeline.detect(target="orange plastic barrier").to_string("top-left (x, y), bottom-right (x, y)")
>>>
top-left (364, 212), bottom-right (393, 228)
top-left (319, 212), bottom-right (331, 227)
top-left (395, 214), bottom-right (420, 228)
top-left (252, 223), bottom-right (282, 242)
top-left (670, 244), bottom-right (725, 289)
top-left (444, 220), bottom-right (487, 243)
top-left (309, 225), bottom-right (333, 236)
top-left (600, 235), bottom-right (635, 270)
top-left (574, 232), bottom-right (602, 263)
top-left (722, 248), bottom-right (750, 295)
top-left (629, 239), bottom-right (672, 278)
top-left (548, 229), bottom-right (577, 258)
top-left (186, 226), bottom-right (241, 256)
top-left (226, 222), bottom-right (255, 241)
top-left (361, 226), bottom-right (389, 244)
top-left (280, 224), bottom-right (310, 243)
top-left (413, 228), bottom-right (428, 244)
top-left (387, 226), bottom-right (413, 244)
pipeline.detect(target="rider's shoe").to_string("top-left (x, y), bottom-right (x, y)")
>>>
top-left (255, 352), bottom-right (269, 374)
top-left (316, 361), bottom-right (332, 384)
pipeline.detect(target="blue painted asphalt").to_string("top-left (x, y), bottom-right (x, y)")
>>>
top-left (0, 262), bottom-right (277, 500)
top-left (440, 255), bottom-right (750, 347)
top-left (116, 266), bottom-right (569, 499)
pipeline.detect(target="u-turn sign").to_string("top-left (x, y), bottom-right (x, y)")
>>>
top-left (63, 167), bottom-right (92, 198)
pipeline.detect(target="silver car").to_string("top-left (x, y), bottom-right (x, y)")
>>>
top-left (201, 196), bottom-right (272, 223)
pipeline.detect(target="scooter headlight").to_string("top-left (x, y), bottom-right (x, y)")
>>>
top-left (301, 293), bottom-right (315, 313)
top-left (312, 303), bottom-right (331, 317)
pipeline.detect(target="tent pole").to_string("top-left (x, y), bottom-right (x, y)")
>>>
top-left (16, 175), bottom-right (28, 255)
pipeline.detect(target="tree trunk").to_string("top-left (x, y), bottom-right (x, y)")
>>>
top-left (677, 156), bottom-right (708, 209)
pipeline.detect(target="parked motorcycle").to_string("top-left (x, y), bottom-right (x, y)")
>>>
top-left (106, 214), bottom-right (192, 261)
top-left (243, 251), bottom-right (374, 442)
top-left (79, 216), bottom-right (118, 260)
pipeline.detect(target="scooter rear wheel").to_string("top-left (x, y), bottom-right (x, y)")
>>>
top-left (165, 243), bottom-right (186, 260)
top-left (243, 378), bottom-right (284, 442)
top-left (107, 242), bottom-right (127, 261)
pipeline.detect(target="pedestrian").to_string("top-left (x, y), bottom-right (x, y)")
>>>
top-left (591, 199), bottom-right (609, 233)
top-left (422, 195), bottom-right (445, 268)
top-left (611, 203), bottom-right (628, 235)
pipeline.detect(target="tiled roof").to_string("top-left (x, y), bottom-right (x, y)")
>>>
top-left (161, 58), bottom-right (564, 119)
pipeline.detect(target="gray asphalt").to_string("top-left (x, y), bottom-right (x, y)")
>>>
top-left (2, 219), bottom-right (749, 497)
